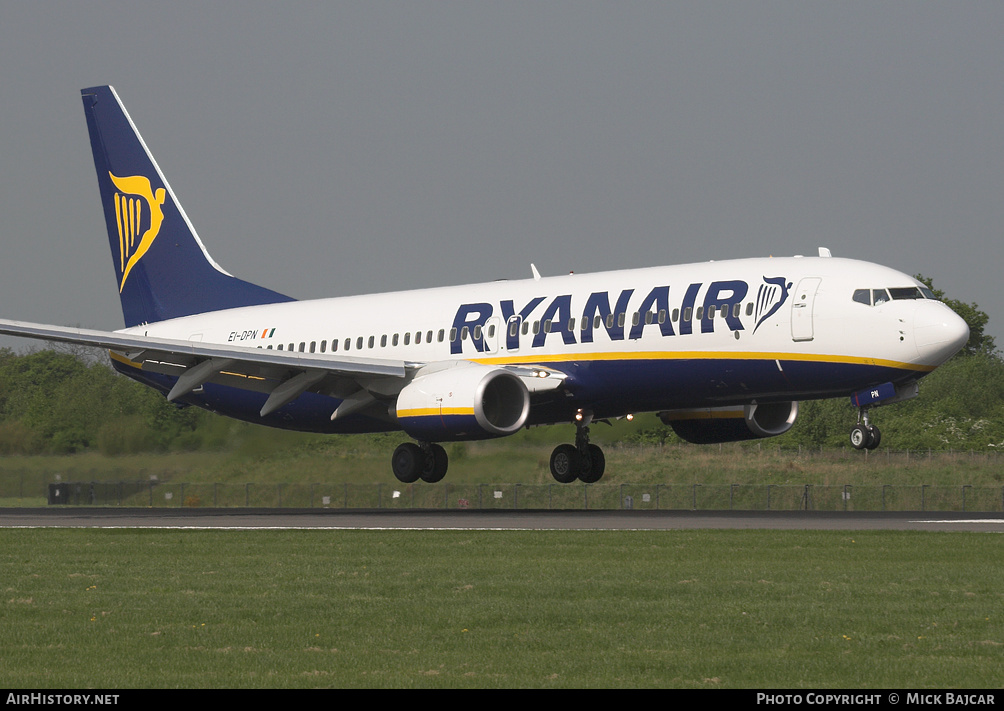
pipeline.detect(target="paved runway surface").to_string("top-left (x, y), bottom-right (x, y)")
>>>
top-left (2, 508), bottom-right (1003, 532)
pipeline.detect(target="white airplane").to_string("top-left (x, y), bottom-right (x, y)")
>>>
top-left (0, 86), bottom-right (970, 484)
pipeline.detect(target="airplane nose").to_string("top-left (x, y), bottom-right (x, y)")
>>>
top-left (914, 301), bottom-right (969, 365)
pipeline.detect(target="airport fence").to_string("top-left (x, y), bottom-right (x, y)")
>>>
top-left (12, 479), bottom-right (1004, 512)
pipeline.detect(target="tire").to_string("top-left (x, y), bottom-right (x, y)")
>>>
top-left (865, 425), bottom-right (881, 450)
top-left (392, 442), bottom-right (423, 483)
top-left (419, 443), bottom-right (449, 483)
top-left (578, 444), bottom-right (605, 483)
top-left (849, 425), bottom-right (869, 450)
top-left (549, 444), bottom-right (580, 484)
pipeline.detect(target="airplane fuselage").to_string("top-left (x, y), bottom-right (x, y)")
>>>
top-left (112, 255), bottom-right (964, 433)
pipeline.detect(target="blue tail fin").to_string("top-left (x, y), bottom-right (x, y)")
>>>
top-left (81, 86), bottom-right (294, 327)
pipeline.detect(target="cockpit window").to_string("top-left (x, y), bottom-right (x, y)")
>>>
top-left (854, 285), bottom-right (938, 306)
top-left (888, 287), bottom-right (925, 300)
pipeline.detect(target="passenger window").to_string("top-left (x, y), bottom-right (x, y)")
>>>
top-left (695, 306), bottom-right (704, 321)
top-left (461, 326), bottom-right (468, 340)
top-left (288, 343), bottom-right (294, 351)
top-left (605, 314), bottom-right (614, 329)
top-left (415, 331), bottom-right (422, 345)
top-left (277, 344), bottom-right (283, 351)
top-left (594, 315), bottom-right (601, 329)
top-left (473, 325), bottom-right (482, 340)
top-left (487, 324), bottom-right (495, 337)
top-left (567, 318), bottom-right (575, 332)
top-left (380, 335), bottom-right (387, 347)
top-left (672, 308), bottom-right (680, 322)
top-left (708, 305), bottom-right (716, 319)
top-left (732, 303), bottom-right (740, 319)
top-left (658, 310), bottom-right (666, 324)
top-left (449, 328), bottom-right (457, 342)
top-left (367, 336), bottom-right (374, 348)
top-left (356, 337), bottom-right (363, 350)
top-left (509, 321), bottom-right (519, 337)
top-left (404, 332), bottom-right (411, 345)
top-left (632, 312), bottom-right (640, 327)
top-left (393, 333), bottom-right (399, 346)
top-left (320, 340), bottom-right (326, 353)
top-left (683, 307), bottom-right (692, 322)
top-left (309, 341), bottom-right (316, 353)
top-left (852, 289), bottom-right (871, 305)
top-left (543, 320), bottom-right (551, 333)
top-left (532, 321), bottom-right (540, 335)
top-left (427, 330), bottom-right (433, 343)
top-left (745, 302), bottom-right (753, 316)
top-left (617, 313), bottom-right (625, 328)
top-left (522, 321), bottom-right (529, 335)
top-left (267, 345), bottom-right (272, 350)
top-left (332, 339), bottom-right (338, 352)
top-left (438, 329), bottom-right (445, 342)
top-left (344, 338), bottom-right (351, 351)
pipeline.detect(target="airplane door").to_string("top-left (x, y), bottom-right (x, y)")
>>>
top-left (791, 277), bottom-right (821, 342)
top-left (505, 315), bottom-right (521, 353)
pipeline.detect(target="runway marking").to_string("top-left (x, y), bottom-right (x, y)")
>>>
top-left (910, 519), bottom-right (1004, 524)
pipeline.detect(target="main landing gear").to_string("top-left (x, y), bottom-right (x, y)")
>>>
top-left (849, 408), bottom-right (881, 451)
top-left (549, 413), bottom-right (606, 484)
top-left (392, 442), bottom-right (449, 483)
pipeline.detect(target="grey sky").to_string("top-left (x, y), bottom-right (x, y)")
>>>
top-left (1, 2), bottom-right (1001, 347)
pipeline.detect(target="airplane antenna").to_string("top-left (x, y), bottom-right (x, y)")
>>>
top-left (531, 264), bottom-right (542, 281)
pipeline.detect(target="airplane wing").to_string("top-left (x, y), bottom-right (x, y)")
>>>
top-left (0, 319), bottom-right (565, 420)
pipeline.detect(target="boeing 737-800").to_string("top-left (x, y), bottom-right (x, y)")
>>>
top-left (0, 86), bottom-right (970, 483)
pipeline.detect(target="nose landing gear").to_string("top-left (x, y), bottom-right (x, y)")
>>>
top-left (850, 409), bottom-right (881, 450)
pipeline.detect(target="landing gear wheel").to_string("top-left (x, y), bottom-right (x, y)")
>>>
top-left (420, 443), bottom-right (449, 483)
top-left (392, 442), bottom-right (423, 483)
top-left (549, 444), bottom-right (580, 483)
top-left (578, 443), bottom-right (606, 484)
top-left (865, 425), bottom-right (881, 450)
top-left (849, 425), bottom-right (870, 450)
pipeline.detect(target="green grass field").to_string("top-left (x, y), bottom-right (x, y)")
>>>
top-left (1, 528), bottom-right (1001, 688)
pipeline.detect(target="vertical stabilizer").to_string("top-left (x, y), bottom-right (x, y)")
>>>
top-left (81, 86), bottom-right (293, 327)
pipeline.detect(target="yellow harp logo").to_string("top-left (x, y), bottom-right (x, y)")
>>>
top-left (110, 172), bottom-right (166, 292)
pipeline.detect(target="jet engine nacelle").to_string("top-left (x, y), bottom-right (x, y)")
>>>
top-left (659, 401), bottom-right (798, 444)
top-left (395, 362), bottom-right (530, 441)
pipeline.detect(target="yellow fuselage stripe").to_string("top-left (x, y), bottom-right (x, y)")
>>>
top-left (469, 350), bottom-right (934, 372)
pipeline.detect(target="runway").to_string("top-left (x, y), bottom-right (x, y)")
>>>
top-left (2, 508), bottom-right (1003, 532)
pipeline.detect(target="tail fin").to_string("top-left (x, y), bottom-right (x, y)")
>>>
top-left (81, 86), bottom-right (293, 327)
